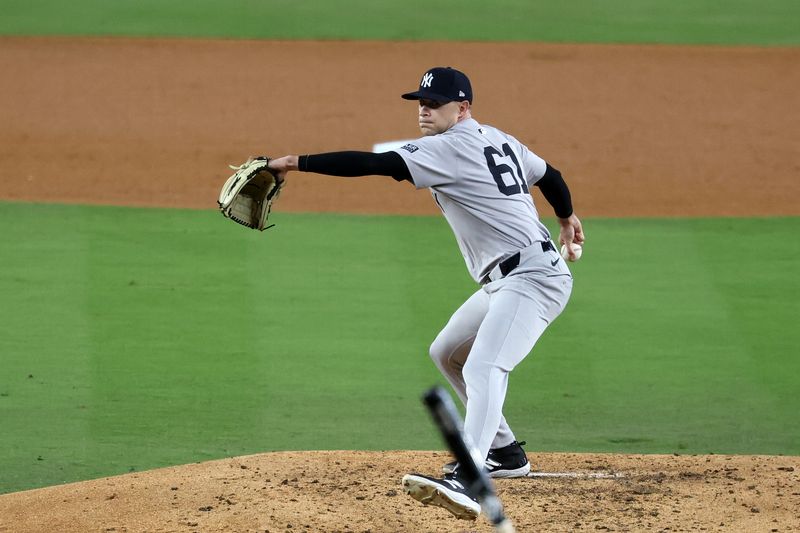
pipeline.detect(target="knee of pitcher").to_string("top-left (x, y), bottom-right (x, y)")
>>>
top-left (462, 358), bottom-right (509, 386)
top-left (428, 340), bottom-right (448, 367)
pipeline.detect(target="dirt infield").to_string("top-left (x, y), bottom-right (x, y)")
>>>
top-left (0, 37), bottom-right (798, 216)
top-left (1, 452), bottom-right (798, 532)
top-left (1, 37), bottom-right (799, 531)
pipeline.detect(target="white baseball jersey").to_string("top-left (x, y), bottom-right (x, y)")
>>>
top-left (389, 117), bottom-right (575, 463)
top-left (393, 118), bottom-right (553, 283)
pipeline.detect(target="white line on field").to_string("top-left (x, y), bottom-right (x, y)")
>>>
top-left (527, 471), bottom-right (626, 479)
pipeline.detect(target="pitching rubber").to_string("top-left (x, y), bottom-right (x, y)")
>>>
top-left (527, 471), bottom-right (625, 479)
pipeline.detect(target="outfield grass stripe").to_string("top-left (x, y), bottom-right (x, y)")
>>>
top-left (513, 218), bottom-right (800, 454)
top-left (0, 207), bottom-right (96, 490)
top-left (1, 0), bottom-right (798, 45)
top-left (0, 203), bottom-right (797, 494)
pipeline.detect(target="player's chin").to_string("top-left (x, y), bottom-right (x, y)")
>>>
top-left (419, 124), bottom-right (438, 136)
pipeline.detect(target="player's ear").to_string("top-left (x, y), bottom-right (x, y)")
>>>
top-left (458, 100), bottom-right (471, 118)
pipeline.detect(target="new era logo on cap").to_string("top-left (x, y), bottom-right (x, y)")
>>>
top-left (401, 67), bottom-right (473, 104)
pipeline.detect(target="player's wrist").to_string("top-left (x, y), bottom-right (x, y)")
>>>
top-left (557, 212), bottom-right (575, 224)
top-left (267, 155), bottom-right (299, 173)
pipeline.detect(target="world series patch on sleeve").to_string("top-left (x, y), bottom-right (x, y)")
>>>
top-left (218, 156), bottom-right (285, 231)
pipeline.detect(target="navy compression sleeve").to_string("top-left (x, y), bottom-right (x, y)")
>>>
top-left (535, 164), bottom-right (573, 219)
top-left (298, 151), bottom-right (412, 182)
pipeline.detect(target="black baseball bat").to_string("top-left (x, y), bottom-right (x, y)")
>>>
top-left (422, 386), bottom-right (515, 533)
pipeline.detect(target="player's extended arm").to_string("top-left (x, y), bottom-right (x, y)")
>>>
top-left (535, 164), bottom-right (585, 259)
top-left (268, 152), bottom-right (412, 183)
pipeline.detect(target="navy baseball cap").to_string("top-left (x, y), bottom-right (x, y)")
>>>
top-left (401, 67), bottom-right (473, 104)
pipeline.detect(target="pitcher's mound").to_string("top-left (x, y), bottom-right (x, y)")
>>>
top-left (1, 451), bottom-right (798, 532)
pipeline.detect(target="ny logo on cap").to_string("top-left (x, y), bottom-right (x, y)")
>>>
top-left (421, 72), bottom-right (434, 88)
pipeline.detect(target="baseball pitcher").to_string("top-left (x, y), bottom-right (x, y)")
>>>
top-left (261, 67), bottom-right (584, 520)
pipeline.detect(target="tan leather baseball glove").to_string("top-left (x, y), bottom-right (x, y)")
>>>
top-left (218, 157), bottom-right (285, 231)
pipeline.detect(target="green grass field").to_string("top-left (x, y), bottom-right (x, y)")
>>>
top-left (1, 203), bottom-right (798, 494)
top-left (1, 0), bottom-right (798, 497)
top-left (1, 0), bottom-right (799, 45)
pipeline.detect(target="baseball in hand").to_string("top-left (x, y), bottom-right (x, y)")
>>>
top-left (560, 243), bottom-right (583, 262)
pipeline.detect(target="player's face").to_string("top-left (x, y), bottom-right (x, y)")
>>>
top-left (418, 99), bottom-right (465, 136)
